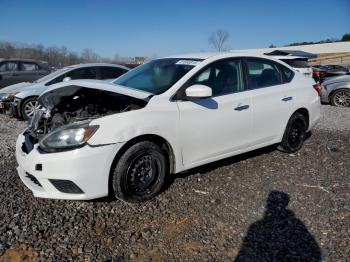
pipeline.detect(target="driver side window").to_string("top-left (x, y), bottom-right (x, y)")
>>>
top-left (187, 59), bottom-right (245, 97)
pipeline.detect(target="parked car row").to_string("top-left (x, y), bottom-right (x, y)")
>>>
top-left (0, 63), bottom-right (129, 119)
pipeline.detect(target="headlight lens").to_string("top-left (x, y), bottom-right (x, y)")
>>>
top-left (9, 92), bottom-right (19, 97)
top-left (39, 121), bottom-right (99, 152)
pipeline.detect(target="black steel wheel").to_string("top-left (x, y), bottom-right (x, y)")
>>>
top-left (112, 141), bottom-right (167, 202)
top-left (278, 112), bottom-right (307, 153)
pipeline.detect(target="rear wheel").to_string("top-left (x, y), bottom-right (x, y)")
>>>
top-left (111, 141), bottom-right (167, 203)
top-left (278, 112), bottom-right (307, 153)
top-left (21, 97), bottom-right (41, 120)
top-left (330, 89), bottom-right (350, 107)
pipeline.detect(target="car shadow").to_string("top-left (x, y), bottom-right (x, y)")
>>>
top-left (97, 132), bottom-right (313, 203)
top-left (167, 131), bottom-right (313, 187)
top-left (162, 144), bottom-right (276, 192)
top-left (234, 191), bottom-right (322, 262)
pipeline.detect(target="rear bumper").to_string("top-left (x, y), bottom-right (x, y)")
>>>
top-left (16, 133), bottom-right (124, 200)
top-left (320, 85), bottom-right (330, 104)
top-left (308, 96), bottom-right (321, 131)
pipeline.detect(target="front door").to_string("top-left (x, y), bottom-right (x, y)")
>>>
top-left (176, 58), bottom-right (252, 167)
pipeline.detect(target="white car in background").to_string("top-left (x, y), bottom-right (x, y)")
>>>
top-left (273, 56), bottom-right (313, 79)
top-left (16, 52), bottom-right (320, 202)
top-left (2, 63), bottom-right (129, 120)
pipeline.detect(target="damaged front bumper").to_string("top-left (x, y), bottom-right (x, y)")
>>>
top-left (16, 131), bottom-right (124, 200)
top-left (0, 97), bottom-right (14, 113)
top-left (8, 97), bottom-right (22, 117)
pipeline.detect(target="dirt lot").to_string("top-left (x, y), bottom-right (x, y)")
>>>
top-left (0, 105), bottom-right (349, 261)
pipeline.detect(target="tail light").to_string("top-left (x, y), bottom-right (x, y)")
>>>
top-left (313, 70), bottom-right (321, 76)
top-left (313, 83), bottom-right (321, 96)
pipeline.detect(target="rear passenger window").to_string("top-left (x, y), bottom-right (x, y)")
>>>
top-left (245, 58), bottom-right (283, 89)
top-left (188, 59), bottom-right (245, 96)
top-left (20, 62), bottom-right (39, 71)
top-left (98, 67), bottom-right (127, 80)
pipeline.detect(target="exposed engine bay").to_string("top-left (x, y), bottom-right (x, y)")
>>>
top-left (27, 85), bottom-right (149, 141)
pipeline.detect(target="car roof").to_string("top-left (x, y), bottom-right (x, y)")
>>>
top-left (0, 58), bottom-right (49, 64)
top-left (65, 63), bottom-right (130, 70)
top-left (162, 52), bottom-right (287, 61)
top-left (268, 55), bottom-right (308, 60)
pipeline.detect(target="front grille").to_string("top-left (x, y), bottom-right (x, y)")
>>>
top-left (49, 179), bottom-right (84, 194)
top-left (25, 172), bottom-right (42, 187)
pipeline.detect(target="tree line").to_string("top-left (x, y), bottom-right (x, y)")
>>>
top-left (0, 41), bottom-right (135, 67)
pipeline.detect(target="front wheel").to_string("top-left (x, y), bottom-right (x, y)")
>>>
top-left (278, 112), bottom-right (307, 153)
top-left (111, 141), bottom-right (168, 203)
top-left (21, 97), bottom-right (41, 120)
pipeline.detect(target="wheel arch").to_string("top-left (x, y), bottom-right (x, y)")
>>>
top-left (109, 134), bottom-right (176, 176)
top-left (293, 107), bottom-right (309, 130)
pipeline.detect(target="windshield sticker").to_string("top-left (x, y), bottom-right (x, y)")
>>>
top-left (176, 60), bottom-right (200, 66)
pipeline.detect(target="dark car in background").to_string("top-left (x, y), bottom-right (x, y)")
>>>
top-left (0, 59), bottom-right (51, 88)
top-left (312, 64), bottom-right (350, 83)
top-left (322, 64), bottom-right (350, 76)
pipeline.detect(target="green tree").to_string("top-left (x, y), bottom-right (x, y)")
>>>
top-left (341, 33), bottom-right (350, 41)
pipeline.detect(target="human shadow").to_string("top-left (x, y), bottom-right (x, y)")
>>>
top-left (235, 191), bottom-right (322, 262)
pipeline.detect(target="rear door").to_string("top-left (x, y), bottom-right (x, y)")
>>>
top-left (177, 58), bottom-right (252, 166)
top-left (244, 57), bottom-right (296, 144)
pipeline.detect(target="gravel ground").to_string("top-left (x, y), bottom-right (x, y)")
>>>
top-left (0, 105), bottom-right (349, 261)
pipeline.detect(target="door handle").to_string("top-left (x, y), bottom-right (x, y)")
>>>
top-left (282, 96), bottom-right (293, 102)
top-left (234, 105), bottom-right (249, 111)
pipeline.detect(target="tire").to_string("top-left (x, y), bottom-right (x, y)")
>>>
top-left (330, 89), bottom-right (350, 107)
top-left (21, 97), bottom-right (41, 121)
top-left (278, 112), bottom-right (307, 153)
top-left (111, 141), bottom-right (168, 203)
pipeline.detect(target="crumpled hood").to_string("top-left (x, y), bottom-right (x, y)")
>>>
top-left (39, 79), bottom-right (153, 108)
top-left (0, 82), bottom-right (34, 95)
top-left (323, 75), bottom-right (350, 86)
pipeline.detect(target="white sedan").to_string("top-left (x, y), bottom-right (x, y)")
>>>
top-left (16, 52), bottom-right (320, 202)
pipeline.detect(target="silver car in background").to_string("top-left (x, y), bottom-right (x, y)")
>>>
top-left (320, 75), bottom-right (350, 107)
top-left (1, 63), bottom-right (129, 119)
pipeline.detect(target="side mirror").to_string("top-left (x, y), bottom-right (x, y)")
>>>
top-left (185, 84), bottom-right (212, 98)
top-left (62, 76), bottom-right (72, 82)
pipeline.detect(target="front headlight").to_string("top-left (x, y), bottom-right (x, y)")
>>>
top-left (9, 92), bottom-right (19, 97)
top-left (39, 121), bottom-right (99, 152)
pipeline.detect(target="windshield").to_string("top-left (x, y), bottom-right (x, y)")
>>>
top-left (33, 67), bottom-right (73, 83)
top-left (113, 58), bottom-right (201, 94)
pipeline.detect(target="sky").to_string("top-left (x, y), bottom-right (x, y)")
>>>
top-left (0, 0), bottom-right (349, 58)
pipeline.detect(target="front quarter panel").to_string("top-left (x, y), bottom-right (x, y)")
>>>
top-left (15, 85), bottom-right (46, 99)
top-left (88, 96), bottom-right (182, 170)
